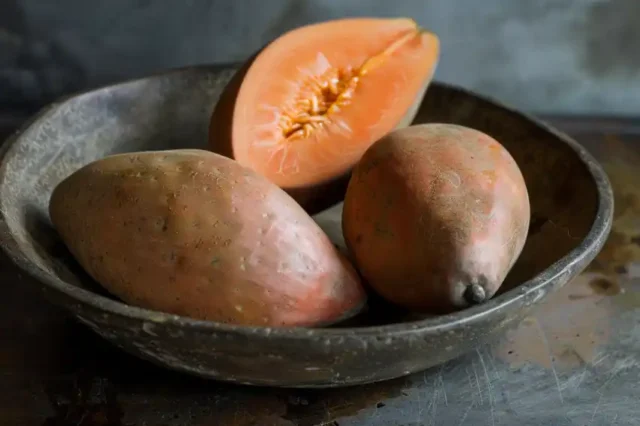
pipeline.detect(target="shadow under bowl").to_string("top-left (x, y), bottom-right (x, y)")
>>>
top-left (0, 64), bottom-right (613, 388)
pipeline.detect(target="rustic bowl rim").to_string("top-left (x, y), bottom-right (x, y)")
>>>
top-left (0, 64), bottom-right (614, 339)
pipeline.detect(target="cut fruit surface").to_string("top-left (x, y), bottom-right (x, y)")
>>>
top-left (209, 18), bottom-right (440, 212)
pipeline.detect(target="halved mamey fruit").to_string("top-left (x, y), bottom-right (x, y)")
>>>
top-left (342, 124), bottom-right (531, 314)
top-left (209, 18), bottom-right (440, 213)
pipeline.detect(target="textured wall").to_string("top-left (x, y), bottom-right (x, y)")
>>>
top-left (1, 0), bottom-right (638, 115)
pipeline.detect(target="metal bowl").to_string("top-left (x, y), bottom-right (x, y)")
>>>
top-left (0, 64), bottom-right (613, 388)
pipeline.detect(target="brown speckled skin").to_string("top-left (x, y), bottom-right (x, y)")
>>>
top-left (49, 149), bottom-right (365, 327)
top-left (0, 65), bottom-right (612, 388)
top-left (343, 124), bottom-right (531, 314)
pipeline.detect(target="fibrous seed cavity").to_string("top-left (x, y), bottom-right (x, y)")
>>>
top-left (279, 67), bottom-right (359, 140)
top-left (278, 29), bottom-right (419, 142)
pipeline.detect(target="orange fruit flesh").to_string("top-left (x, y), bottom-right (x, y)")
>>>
top-left (231, 18), bottom-right (440, 189)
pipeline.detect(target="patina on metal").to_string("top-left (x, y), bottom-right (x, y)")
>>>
top-left (0, 64), bottom-right (613, 388)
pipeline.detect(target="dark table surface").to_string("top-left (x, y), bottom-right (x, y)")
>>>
top-left (2, 115), bottom-right (639, 426)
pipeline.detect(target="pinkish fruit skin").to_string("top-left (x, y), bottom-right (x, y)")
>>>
top-left (50, 149), bottom-right (366, 327)
top-left (343, 123), bottom-right (530, 314)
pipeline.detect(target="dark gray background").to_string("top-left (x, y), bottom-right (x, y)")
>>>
top-left (1, 0), bottom-right (639, 117)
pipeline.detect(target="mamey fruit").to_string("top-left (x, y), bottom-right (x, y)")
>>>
top-left (209, 18), bottom-right (440, 214)
top-left (49, 149), bottom-right (366, 327)
top-left (342, 124), bottom-right (530, 314)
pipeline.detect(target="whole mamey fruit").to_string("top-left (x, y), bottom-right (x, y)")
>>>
top-left (209, 17), bottom-right (440, 213)
top-left (342, 124), bottom-right (530, 314)
top-left (50, 149), bottom-right (366, 327)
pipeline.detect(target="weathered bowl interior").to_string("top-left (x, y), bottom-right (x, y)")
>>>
top-left (0, 65), bottom-right (612, 387)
